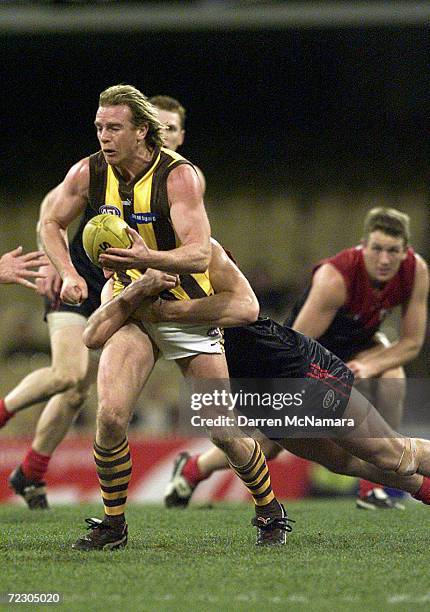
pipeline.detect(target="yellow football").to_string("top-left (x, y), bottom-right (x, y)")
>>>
top-left (82, 213), bottom-right (132, 267)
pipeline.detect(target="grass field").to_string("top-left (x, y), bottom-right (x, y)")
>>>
top-left (1, 499), bottom-right (429, 611)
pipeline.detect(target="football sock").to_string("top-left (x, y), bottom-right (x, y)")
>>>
top-left (182, 455), bottom-right (205, 487)
top-left (0, 399), bottom-right (14, 428)
top-left (228, 441), bottom-right (281, 518)
top-left (359, 479), bottom-right (381, 498)
top-left (94, 438), bottom-right (131, 520)
top-left (22, 448), bottom-right (51, 482)
top-left (413, 476), bottom-right (430, 505)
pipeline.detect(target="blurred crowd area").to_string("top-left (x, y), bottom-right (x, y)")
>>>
top-left (0, 188), bottom-right (429, 437)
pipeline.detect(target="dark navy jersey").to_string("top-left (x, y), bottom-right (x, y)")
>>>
top-left (285, 245), bottom-right (416, 361)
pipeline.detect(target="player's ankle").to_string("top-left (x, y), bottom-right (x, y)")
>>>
top-left (0, 399), bottom-right (14, 427)
top-left (255, 499), bottom-right (283, 519)
top-left (103, 513), bottom-right (126, 526)
top-left (182, 454), bottom-right (205, 486)
top-left (21, 448), bottom-right (51, 482)
top-left (413, 476), bottom-right (430, 505)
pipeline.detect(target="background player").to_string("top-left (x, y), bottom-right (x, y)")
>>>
top-left (164, 207), bottom-right (429, 510)
top-left (0, 93), bottom-right (205, 510)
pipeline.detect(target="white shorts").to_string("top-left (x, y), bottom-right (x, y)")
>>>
top-left (142, 321), bottom-right (224, 360)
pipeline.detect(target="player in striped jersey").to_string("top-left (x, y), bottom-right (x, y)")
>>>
top-left (37, 84), bottom-right (286, 549)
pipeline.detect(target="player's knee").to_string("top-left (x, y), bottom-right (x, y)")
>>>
top-left (62, 386), bottom-right (90, 411)
top-left (50, 366), bottom-right (87, 393)
top-left (97, 404), bottom-right (128, 439)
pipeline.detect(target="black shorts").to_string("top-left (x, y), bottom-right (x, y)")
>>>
top-left (223, 319), bottom-right (354, 437)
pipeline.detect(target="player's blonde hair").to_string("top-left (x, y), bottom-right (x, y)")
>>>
top-left (363, 207), bottom-right (410, 246)
top-left (149, 95), bottom-right (187, 129)
top-left (99, 84), bottom-right (164, 148)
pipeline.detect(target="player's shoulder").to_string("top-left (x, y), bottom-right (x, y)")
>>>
top-left (313, 261), bottom-right (346, 289)
top-left (161, 146), bottom-right (189, 165)
top-left (413, 251), bottom-right (428, 274)
top-left (65, 156), bottom-right (91, 183)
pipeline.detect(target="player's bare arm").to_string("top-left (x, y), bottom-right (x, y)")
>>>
top-left (0, 247), bottom-right (48, 289)
top-left (99, 164), bottom-right (211, 274)
top-left (291, 263), bottom-right (346, 338)
top-left (149, 240), bottom-right (259, 326)
top-left (348, 255), bottom-right (429, 378)
top-left (83, 269), bottom-right (179, 349)
top-left (40, 158), bottom-right (90, 305)
top-left (35, 186), bottom-right (64, 301)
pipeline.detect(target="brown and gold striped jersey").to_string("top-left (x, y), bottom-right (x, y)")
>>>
top-left (88, 146), bottom-right (213, 301)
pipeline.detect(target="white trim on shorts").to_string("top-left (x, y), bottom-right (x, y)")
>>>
top-left (46, 311), bottom-right (88, 333)
top-left (142, 321), bottom-right (224, 360)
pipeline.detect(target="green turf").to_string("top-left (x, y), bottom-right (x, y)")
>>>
top-left (0, 500), bottom-right (428, 611)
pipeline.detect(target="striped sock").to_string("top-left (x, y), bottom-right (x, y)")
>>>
top-left (93, 438), bottom-right (132, 519)
top-left (229, 441), bottom-right (279, 516)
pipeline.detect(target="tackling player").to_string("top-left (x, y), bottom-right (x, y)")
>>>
top-left (83, 239), bottom-right (430, 513)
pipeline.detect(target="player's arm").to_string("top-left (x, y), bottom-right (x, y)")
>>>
top-left (83, 270), bottom-right (179, 349)
top-left (0, 247), bottom-right (48, 289)
top-left (291, 263), bottom-right (346, 338)
top-left (194, 165), bottom-right (206, 196)
top-left (149, 240), bottom-right (259, 326)
top-left (348, 256), bottom-right (429, 377)
top-left (35, 186), bottom-right (64, 301)
top-left (99, 164), bottom-right (211, 273)
top-left (40, 158), bottom-right (90, 305)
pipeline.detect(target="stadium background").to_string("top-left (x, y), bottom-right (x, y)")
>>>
top-left (0, 1), bottom-right (429, 502)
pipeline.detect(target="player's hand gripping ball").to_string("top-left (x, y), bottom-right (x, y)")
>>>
top-left (82, 214), bottom-right (132, 268)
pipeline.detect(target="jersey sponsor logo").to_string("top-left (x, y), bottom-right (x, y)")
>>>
top-left (323, 389), bottom-right (335, 410)
top-left (130, 212), bottom-right (159, 224)
top-left (99, 205), bottom-right (121, 216)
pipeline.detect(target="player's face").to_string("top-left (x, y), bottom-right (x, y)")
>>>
top-left (157, 109), bottom-right (184, 151)
top-left (94, 105), bottom-right (147, 165)
top-left (362, 230), bottom-right (407, 283)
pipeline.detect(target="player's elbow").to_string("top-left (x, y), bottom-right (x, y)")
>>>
top-left (230, 295), bottom-right (259, 326)
top-left (241, 295), bottom-right (260, 324)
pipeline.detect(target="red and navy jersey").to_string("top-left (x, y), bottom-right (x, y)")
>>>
top-left (286, 245), bottom-right (416, 361)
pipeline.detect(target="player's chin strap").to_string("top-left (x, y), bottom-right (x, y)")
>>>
top-left (394, 437), bottom-right (418, 476)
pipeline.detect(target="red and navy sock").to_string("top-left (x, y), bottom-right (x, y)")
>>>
top-left (413, 476), bottom-right (430, 505)
top-left (359, 479), bottom-right (381, 498)
top-left (182, 455), bottom-right (205, 488)
top-left (0, 399), bottom-right (14, 428)
top-left (21, 448), bottom-right (51, 483)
